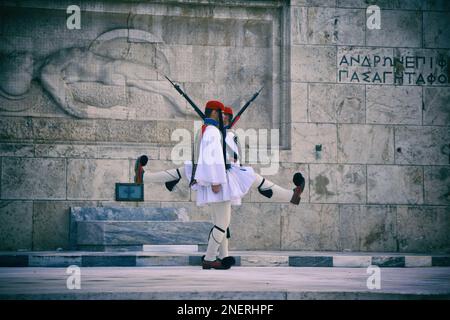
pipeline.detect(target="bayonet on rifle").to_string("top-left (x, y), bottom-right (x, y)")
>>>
top-left (164, 75), bottom-right (205, 120)
top-left (230, 86), bottom-right (264, 128)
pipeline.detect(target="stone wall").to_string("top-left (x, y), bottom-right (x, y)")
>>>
top-left (0, 0), bottom-right (449, 253)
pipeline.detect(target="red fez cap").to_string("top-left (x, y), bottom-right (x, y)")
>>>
top-left (205, 100), bottom-right (224, 111)
top-left (224, 106), bottom-right (233, 116)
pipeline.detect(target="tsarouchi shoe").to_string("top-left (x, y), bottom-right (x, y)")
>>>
top-left (202, 259), bottom-right (228, 270)
top-left (134, 155), bottom-right (148, 184)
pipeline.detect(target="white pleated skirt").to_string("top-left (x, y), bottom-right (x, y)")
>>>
top-left (183, 161), bottom-right (230, 206)
top-left (226, 165), bottom-right (255, 206)
top-left (184, 162), bottom-right (255, 206)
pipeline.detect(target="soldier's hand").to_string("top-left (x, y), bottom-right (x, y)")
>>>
top-left (211, 184), bottom-right (221, 193)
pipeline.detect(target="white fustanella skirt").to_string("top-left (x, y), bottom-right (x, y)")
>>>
top-left (184, 161), bottom-right (255, 206)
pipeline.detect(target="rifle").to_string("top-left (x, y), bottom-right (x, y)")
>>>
top-left (230, 86), bottom-right (264, 128)
top-left (218, 108), bottom-right (230, 170)
top-left (164, 76), bottom-right (230, 176)
top-left (164, 75), bottom-right (205, 120)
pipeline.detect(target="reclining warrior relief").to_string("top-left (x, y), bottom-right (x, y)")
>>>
top-left (0, 29), bottom-right (186, 118)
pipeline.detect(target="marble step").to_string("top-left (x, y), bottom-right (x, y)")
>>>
top-left (76, 221), bottom-right (213, 246)
top-left (77, 245), bottom-right (145, 252)
top-left (75, 244), bottom-right (206, 252)
top-left (142, 245), bottom-right (200, 253)
top-left (1, 251), bottom-right (449, 268)
top-left (70, 207), bottom-right (189, 222)
top-left (69, 207), bottom-right (191, 249)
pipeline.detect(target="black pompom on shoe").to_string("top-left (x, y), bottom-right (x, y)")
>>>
top-left (293, 172), bottom-right (305, 188)
top-left (291, 172), bottom-right (305, 205)
top-left (221, 256), bottom-right (236, 269)
top-left (134, 155), bottom-right (148, 184)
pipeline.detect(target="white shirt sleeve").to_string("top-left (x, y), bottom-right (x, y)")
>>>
top-left (194, 126), bottom-right (227, 186)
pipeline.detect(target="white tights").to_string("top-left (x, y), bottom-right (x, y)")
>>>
top-left (204, 201), bottom-right (231, 262)
top-left (142, 167), bottom-right (294, 261)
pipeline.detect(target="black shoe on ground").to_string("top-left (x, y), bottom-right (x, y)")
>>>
top-left (202, 259), bottom-right (228, 270)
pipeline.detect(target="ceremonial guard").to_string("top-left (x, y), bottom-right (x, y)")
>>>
top-left (137, 100), bottom-right (236, 269)
top-left (134, 78), bottom-right (305, 270)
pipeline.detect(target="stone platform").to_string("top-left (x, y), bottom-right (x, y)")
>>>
top-left (1, 266), bottom-right (449, 300)
top-left (1, 250), bottom-right (449, 268)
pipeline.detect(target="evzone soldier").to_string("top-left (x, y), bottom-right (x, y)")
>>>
top-left (135, 102), bottom-right (305, 269)
top-left (138, 100), bottom-right (235, 269)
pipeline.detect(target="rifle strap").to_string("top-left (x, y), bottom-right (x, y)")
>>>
top-left (225, 132), bottom-right (242, 165)
top-left (234, 134), bottom-right (243, 166)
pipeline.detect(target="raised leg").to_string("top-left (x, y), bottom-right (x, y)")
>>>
top-left (253, 172), bottom-right (305, 205)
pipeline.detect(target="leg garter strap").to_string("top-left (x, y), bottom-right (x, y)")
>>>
top-left (257, 178), bottom-right (273, 198)
top-left (165, 168), bottom-right (181, 192)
